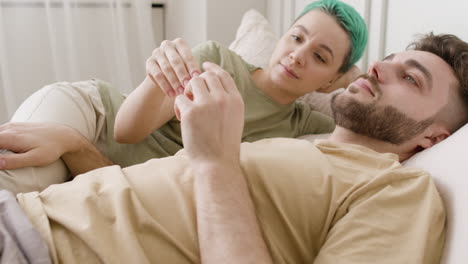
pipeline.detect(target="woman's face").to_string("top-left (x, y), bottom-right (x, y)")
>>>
top-left (268, 9), bottom-right (351, 97)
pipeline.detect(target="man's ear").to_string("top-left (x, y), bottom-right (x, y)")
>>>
top-left (417, 125), bottom-right (451, 150)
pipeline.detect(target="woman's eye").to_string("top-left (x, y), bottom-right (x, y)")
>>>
top-left (291, 35), bottom-right (300, 41)
top-left (315, 53), bottom-right (326, 63)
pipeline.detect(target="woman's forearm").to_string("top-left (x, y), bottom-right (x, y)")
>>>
top-left (114, 76), bottom-right (175, 143)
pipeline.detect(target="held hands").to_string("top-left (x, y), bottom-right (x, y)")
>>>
top-left (174, 62), bottom-right (245, 165)
top-left (0, 122), bottom-right (80, 170)
top-left (146, 38), bottom-right (201, 97)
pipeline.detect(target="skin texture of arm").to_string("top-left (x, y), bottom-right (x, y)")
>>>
top-left (114, 76), bottom-right (176, 143)
top-left (61, 129), bottom-right (113, 177)
top-left (194, 162), bottom-right (273, 264)
top-left (114, 38), bottom-right (200, 144)
top-left (175, 62), bottom-right (273, 264)
top-left (0, 122), bottom-right (112, 176)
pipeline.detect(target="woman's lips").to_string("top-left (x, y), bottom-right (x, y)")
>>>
top-left (281, 64), bottom-right (299, 79)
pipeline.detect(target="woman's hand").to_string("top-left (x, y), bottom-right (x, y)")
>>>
top-left (146, 38), bottom-right (201, 97)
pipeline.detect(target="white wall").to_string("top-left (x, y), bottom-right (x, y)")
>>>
top-left (206, 0), bottom-right (266, 45)
top-left (165, 0), bottom-right (206, 47)
top-left (0, 1), bottom-right (161, 122)
top-left (165, 0), bottom-right (266, 47)
top-left (385, 0), bottom-right (468, 55)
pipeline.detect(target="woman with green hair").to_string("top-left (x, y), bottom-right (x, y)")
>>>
top-left (114, 0), bottom-right (368, 157)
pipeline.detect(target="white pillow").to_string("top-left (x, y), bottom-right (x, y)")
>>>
top-left (228, 9), bottom-right (277, 68)
top-left (229, 9), bottom-right (335, 117)
top-left (404, 124), bottom-right (468, 264)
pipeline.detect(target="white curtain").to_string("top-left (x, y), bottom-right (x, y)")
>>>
top-left (0, 0), bottom-right (158, 122)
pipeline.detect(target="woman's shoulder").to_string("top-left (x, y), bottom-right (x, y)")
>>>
top-left (194, 41), bottom-right (254, 68)
top-left (193, 40), bottom-right (232, 59)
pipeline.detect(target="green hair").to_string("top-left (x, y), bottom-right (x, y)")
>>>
top-left (297, 0), bottom-right (368, 72)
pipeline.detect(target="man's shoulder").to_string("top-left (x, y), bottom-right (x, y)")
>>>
top-left (241, 137), bottom-right (313, 151)
top-left (314, 140), bottom-right (435, 188)
top-left (240, 138), bottom-right (324, 163)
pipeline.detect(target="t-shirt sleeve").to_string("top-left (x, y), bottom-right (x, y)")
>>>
top-left (314, 173), bottom-right (446, 264)
top-left (190, 40), bottom-right (254, 96)
top-left (295, 102), bottom-right (335, 136)
top-left (191, 40), bottom-right (230, 73)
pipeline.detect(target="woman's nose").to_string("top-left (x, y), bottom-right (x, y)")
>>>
top-left (289, 48), bottom-right (305, 66)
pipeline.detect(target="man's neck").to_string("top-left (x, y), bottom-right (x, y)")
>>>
top-left (328, 126), bottom-right (417, 162)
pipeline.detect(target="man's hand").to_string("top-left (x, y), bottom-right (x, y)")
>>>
top-left (174, 61), bottom-right (245, 166)
top-left (174, 62), bottom-right (273, 264)
top-left (0, 122), bottom-right (112, 176)
top-left (0, 122), bottom-right (78, 170)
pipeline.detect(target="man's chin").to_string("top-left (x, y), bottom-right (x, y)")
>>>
top-left (331, 94), bottom-right (434, 145)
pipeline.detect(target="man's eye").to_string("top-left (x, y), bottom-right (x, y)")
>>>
top-left (404, 75), bottom-right (417, 84)
top-left (291, 35), bottom-right (300, 41)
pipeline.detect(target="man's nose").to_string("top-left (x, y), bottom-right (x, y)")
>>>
top-left (368, 61), bottom-right (386, 82)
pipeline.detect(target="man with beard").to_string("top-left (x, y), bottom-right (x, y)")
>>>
top-left (1, 33), bottom-right (468, 263)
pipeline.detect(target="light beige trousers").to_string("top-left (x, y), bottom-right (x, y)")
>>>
top-left (0, 80), bottom-right (106, 194)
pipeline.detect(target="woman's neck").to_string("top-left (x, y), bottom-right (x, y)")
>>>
top-left (251, 68), bottom-right (297, 105)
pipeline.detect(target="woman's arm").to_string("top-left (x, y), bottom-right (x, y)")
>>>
top-left (114, 76), bottom-right (176, 143)
top-left (114, 38), bottom-right (200, 144)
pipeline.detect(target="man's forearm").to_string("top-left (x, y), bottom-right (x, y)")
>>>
top-left (61, 127), bottom-right (113, 177)
top-left (194, 162), bottom-right (273, 264)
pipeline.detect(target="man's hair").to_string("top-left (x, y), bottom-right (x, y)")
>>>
top-left (296, 0), bottom-right (368, 73)
top-left (408, 33), bottom-right (468, 132)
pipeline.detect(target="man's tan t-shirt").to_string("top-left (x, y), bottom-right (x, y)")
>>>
top-left (17, 139), bottom-right (445, 263)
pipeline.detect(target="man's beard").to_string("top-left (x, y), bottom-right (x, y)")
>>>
top-left (331, 75), bottom-right (435, 145)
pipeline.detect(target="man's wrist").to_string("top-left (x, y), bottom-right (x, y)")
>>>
top-left (192, 158), bottom-right (242, 177)
top-left (60, 125), bottom-right (88, 156)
